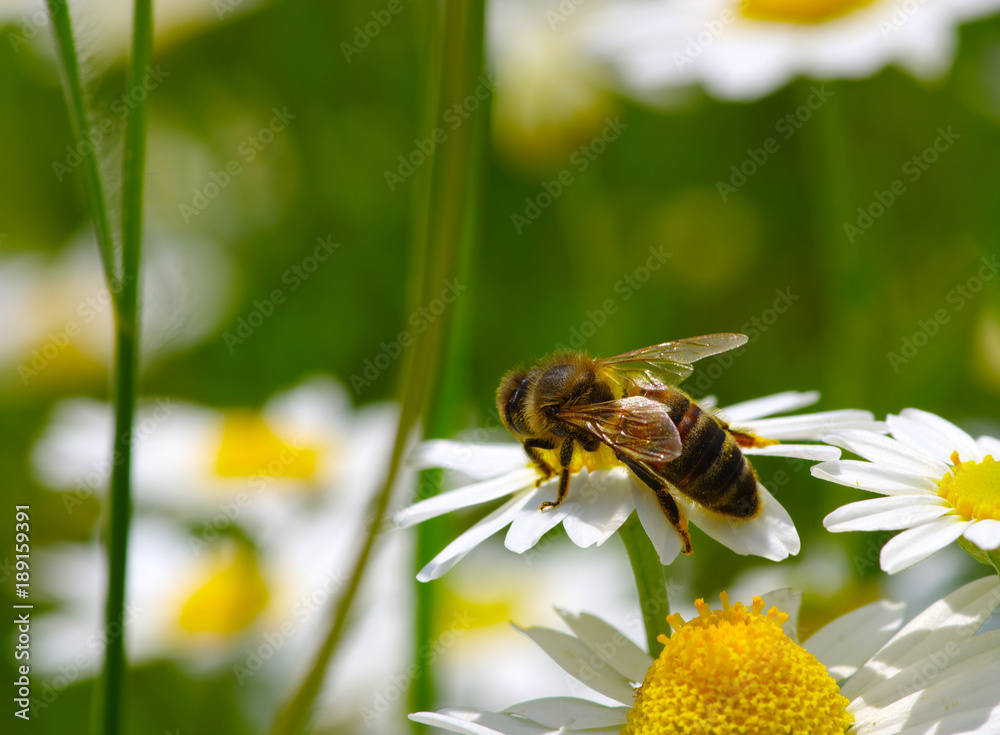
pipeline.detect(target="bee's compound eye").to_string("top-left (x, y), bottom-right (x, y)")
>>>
top-left (497, 370), bottom-right (530, 436)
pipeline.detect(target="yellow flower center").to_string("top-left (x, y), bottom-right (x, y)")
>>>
top-left (213, 413), bottom-right (320, 481)
top-left (622, 594), bottom-right (853, 735)
top-left (740, 0), bottom-right (877, 24)
top-left (178, 546), bottom-right (269, 633)
top-left (937, 451), bottom-right (1000, 521)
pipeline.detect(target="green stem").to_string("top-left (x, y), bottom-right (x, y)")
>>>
top-left (270, 2), bottom-right (486, 732)
top-left (620, 515), bottom-right (669, 657)
top-left (93, 3), bottom-right (153, 735)
top-left (44, 0), bottom-right (120, 292)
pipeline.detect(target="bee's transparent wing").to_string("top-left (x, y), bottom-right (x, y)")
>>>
top-left (557, 396), bottom-right (682, 464)
top-left (602, 333), bottom-right (748, 388)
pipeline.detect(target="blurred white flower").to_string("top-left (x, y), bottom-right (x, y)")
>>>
top-left (487, 0), bottom-right (621, 169)
top-left (0, 233), bottom-right (234, 391)
top-left (31, 377), bottom-right (397, 536)
top-left (413, 578), bottom-right (1000, 735)
top-left (583, 0), bottom-right (1000, 103)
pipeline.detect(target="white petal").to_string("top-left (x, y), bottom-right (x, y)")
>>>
top-left (963, 519), bottom-right (1000, 551)
top-left (879, 516), bottom-right (972, 574)
top-left (416, 493), bottom-right (533, 582)
top-left (409, 710), bottom-right (547, 735)
top-left (630, 481), bottom-right (683, 565)
top-left (804, 599), bottom-right (906, 681)
top-left (823, 495), bottom-right (951, 532)
top-left (410, 440), bottom-right (528, 478)
top-left (393, 467), bottom-right (537, 528)
top-left (976, 434), bottom-right (1000, 458)
top-left (810, 460), bottom-right (938, 495)
top-left (759, 588), bottom-right (801, 642)
top-left (741, 443), bottom-right (840, 461)
top-left (841, 577), bottom-right (1000, 701)
top-left (561, 468), bottom-right (634, 548)
top-left (683, 484), bottom-right (799, 561)
top-left (504, 697), bottom-right (629, 729)
top-left (554, 609), bottom-right (652, 684)
top-left (505, 479), bottom-right (576, 554)
top-left (823, 429), bottom-right (950, 478)
top-left (897, 408), bottom-right (982, 463)
top-left (717, 391), bottom-right (819, 423)
top-left (851, 630), bottom-right (1000, 716)
top-left (742, 410), bottom-right (880, 441)
top-left (515, 625), bottom-right (638, 706)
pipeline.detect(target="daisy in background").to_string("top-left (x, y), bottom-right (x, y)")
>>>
top-left (0, 233), bottom-right (234, 392)
top-left (33, 513), bottom-right (415, 734)
top-left (487, 0), bottom-right (621, 170)
top-left (31, 377), bottom-right (397, 536)
top-left (814, 408), bottom-right (1000, 574)
top-left (412, 577), bottom-right (1000, 735)
top-left (394, 390), bottom-right (879, 581)
top-left (581, 0), bottom-right (1000, 103)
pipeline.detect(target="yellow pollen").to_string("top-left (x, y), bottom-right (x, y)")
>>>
top-left (622, 593), bottom-right (853, 735)
top-left (937, 452), bottom-right (1000, 522)
top-left (740, 0), bottom-right (877, 24)
top-left (177, 546), bottom-right (269, 634)
top-left (214, 413), bottom-right (320, 481)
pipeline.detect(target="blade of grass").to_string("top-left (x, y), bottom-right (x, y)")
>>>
top-left (269, 1), bottom-right (487, 732)
top-left (44, 0), bottom-right (120, 291)
top-left (92, 1), bottom-right (153, 734)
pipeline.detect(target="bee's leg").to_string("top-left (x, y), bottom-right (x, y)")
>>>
top-left (651, 486), bottom-right (692, 555)
top-left (620, 458), bottom-right (693, 554)
top-left (729, 428), bottom-right (778, 449)
top-left (523, 438), bottom-right (556, 485)
top-left (539, 437), bottom-right (575, 511)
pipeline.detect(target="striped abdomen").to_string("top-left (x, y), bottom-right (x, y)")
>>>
top-left (643, 387), bottom-right (759, 518)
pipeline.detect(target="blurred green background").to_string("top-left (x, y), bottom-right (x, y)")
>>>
top-left (4, 0), bottom-right (1000, 732)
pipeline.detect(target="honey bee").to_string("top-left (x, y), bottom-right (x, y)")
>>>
top-left (496, 333), bottom-right (774, 554)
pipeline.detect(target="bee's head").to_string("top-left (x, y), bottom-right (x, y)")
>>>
top-left (497, 367), bottom-right (531, 437)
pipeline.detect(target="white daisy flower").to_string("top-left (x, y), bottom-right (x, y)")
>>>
top-left (394, 391), bottom-right (878, 581)
top-left (411, 577), bottom-right (1000, 735)
top-left (814, 408), bottom-right (1000, 574)
top-left (0, 234), bottom-right (234, 391)
top-left (34, 511), bottom-right (414, 732)
top-left (488, 0), bottom-right (619, 169)
top-left (582, 0), bottom-right (1000, 103)
top-left (30, 377), bottom-right (397, 536)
